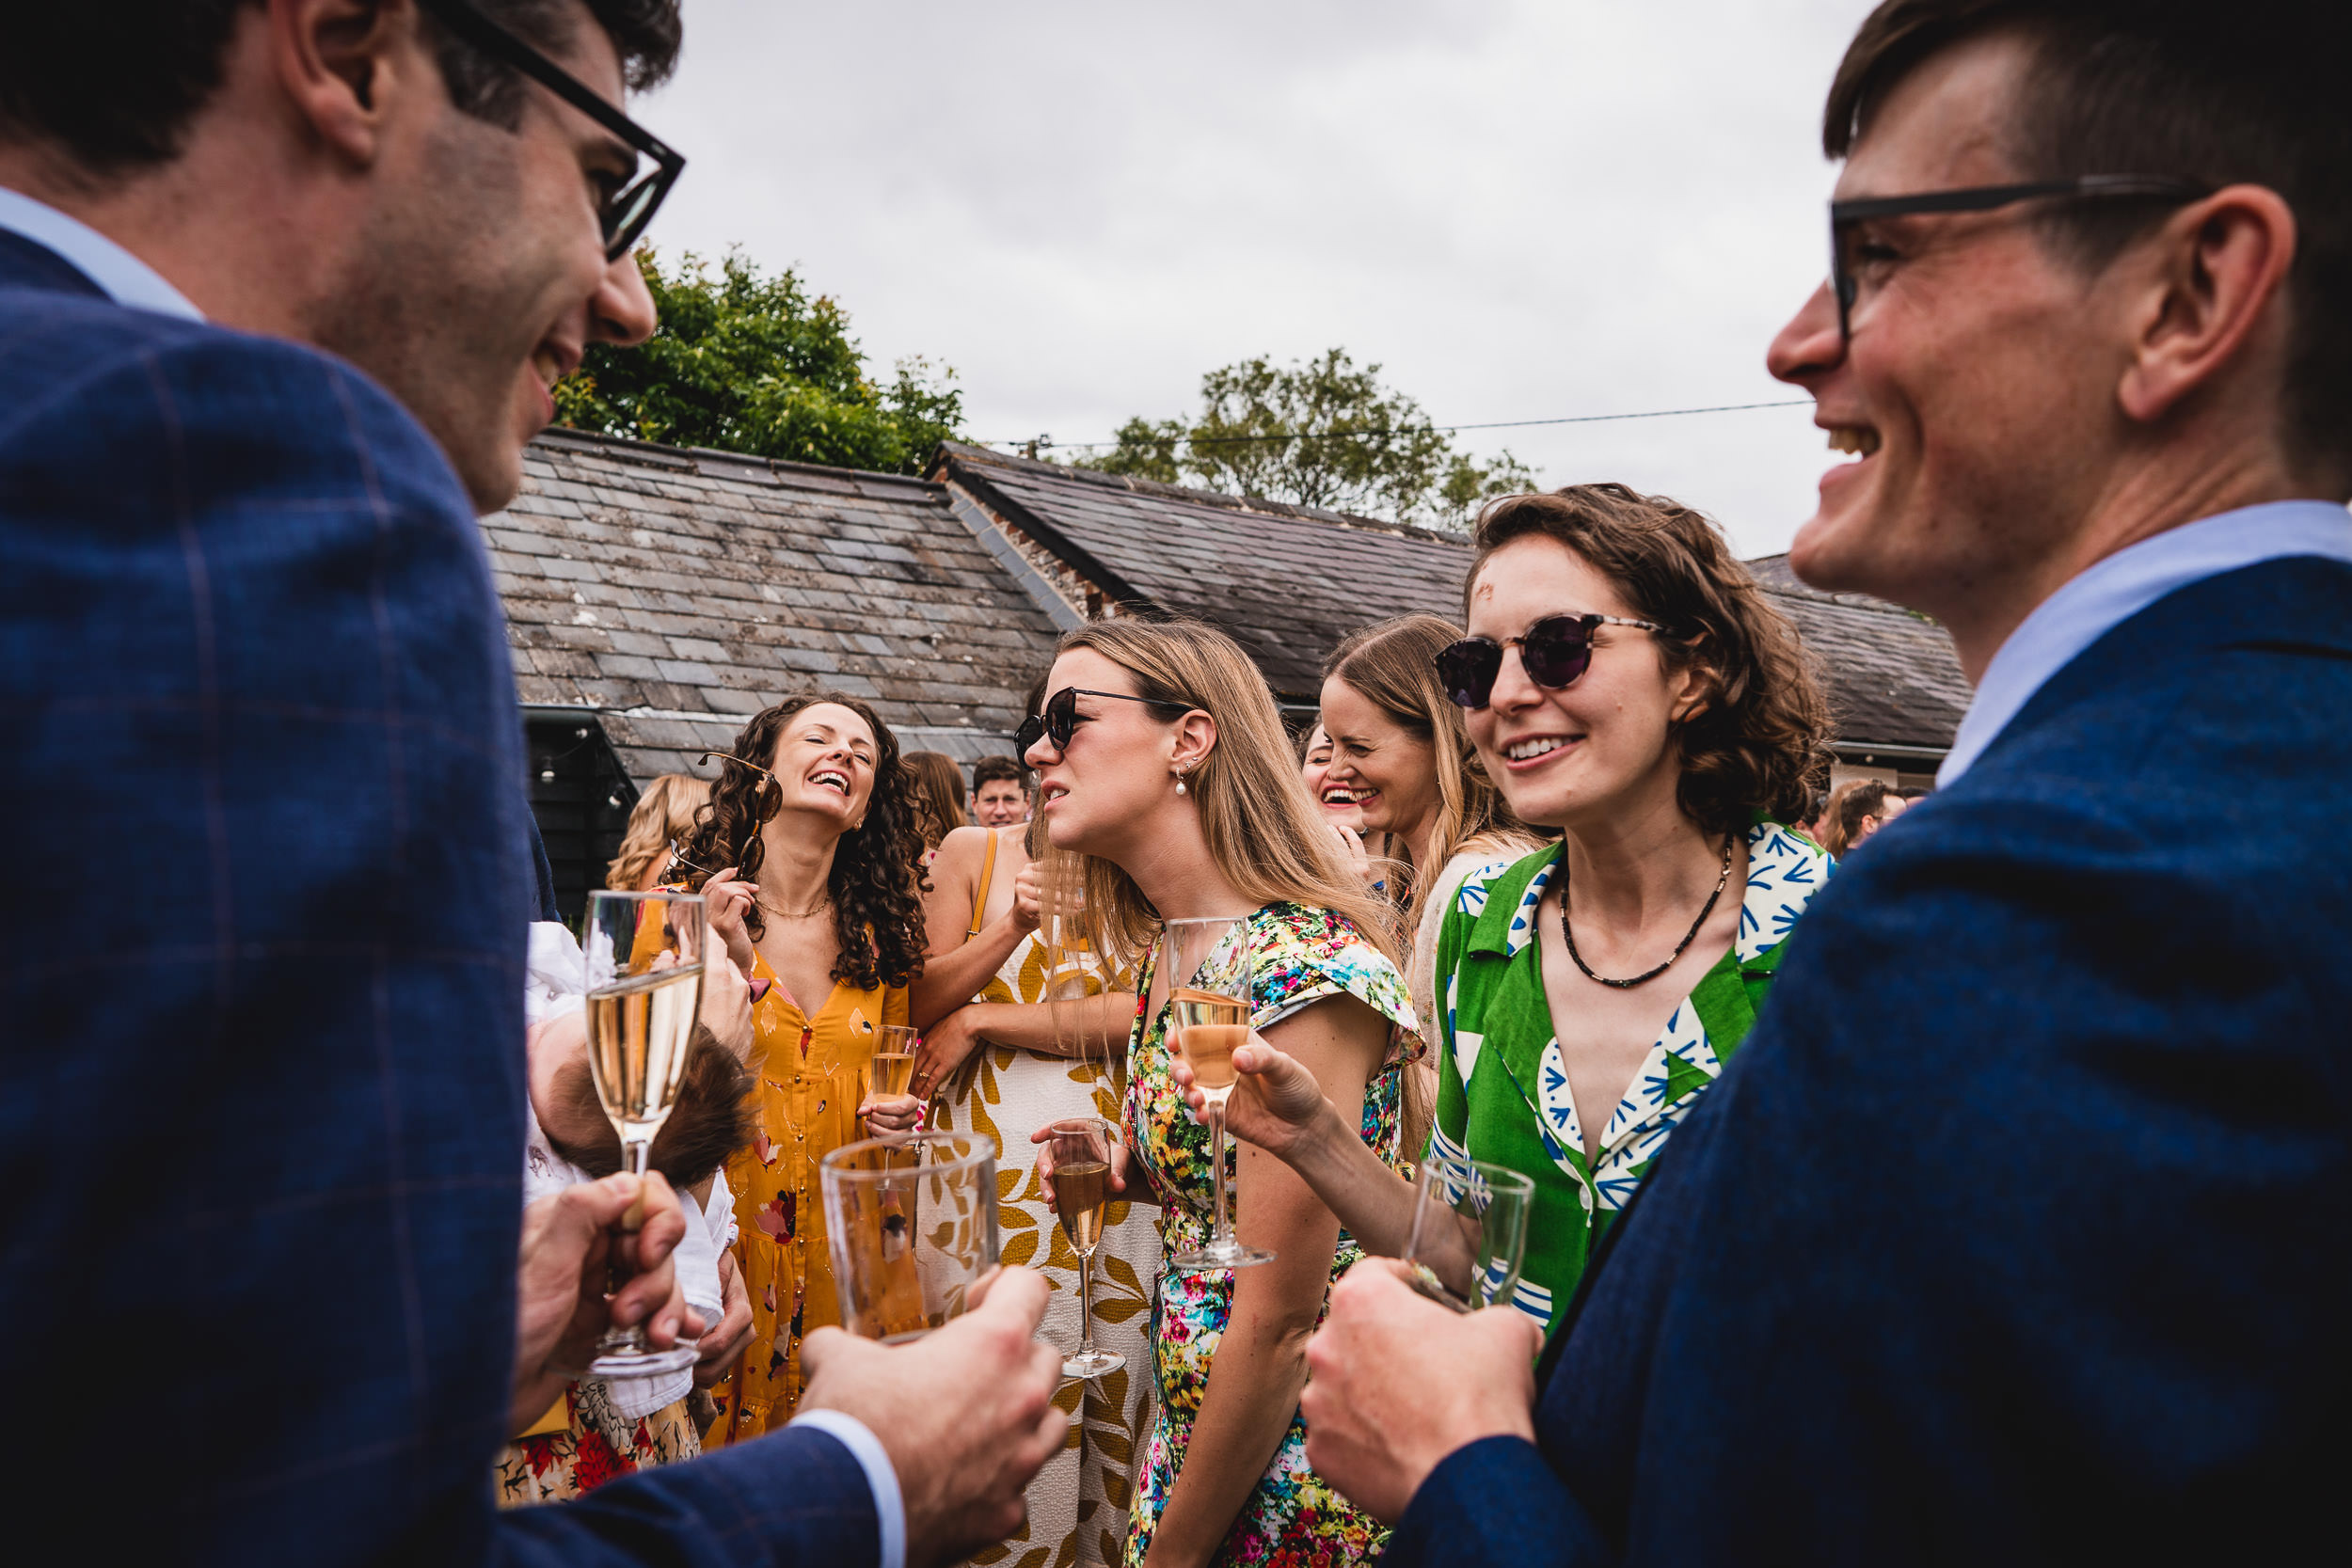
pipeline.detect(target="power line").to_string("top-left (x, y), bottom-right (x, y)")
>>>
top-left (988, 398), bottom-right (1813, 454)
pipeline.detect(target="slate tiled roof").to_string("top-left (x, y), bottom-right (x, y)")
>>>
top-left (934, 442), bottom-right (1471, 699)
top-left (484, 429), bottom-right (1062, 784)
top-left (1747, 554), bottom-right (1972, 752)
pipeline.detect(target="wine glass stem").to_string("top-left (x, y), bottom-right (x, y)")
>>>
top-left (1077, 1245), bottom-right (1097, 1355)
top-left (1210, 1105), bottom-right (1231, 1249)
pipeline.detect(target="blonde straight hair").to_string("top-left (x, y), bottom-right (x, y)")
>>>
top-left (1324, 613), bottom-right (1525, 909)
top-left (1039, 618), bottom-right (1406, 982)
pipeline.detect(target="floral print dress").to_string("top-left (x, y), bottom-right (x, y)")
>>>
top-left (1123, 902), bottom-right (1421, 1568)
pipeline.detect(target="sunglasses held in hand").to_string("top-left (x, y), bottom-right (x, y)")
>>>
top-left (1436, 613), bottom-right (1669, 710)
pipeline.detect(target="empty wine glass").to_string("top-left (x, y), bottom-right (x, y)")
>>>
top-left (1044, 1117), bottom-right (1125, 1379)
top-left (1162, 914), bottom-right (1273, 1273)
top-left (1400, 1145), bottom-right (1534, 1313)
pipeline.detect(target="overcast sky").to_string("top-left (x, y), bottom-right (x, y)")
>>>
top-left (634, 1), bottom-right (1879, 559)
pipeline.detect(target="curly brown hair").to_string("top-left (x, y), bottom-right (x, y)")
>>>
top-left (675, 692), bottom-right (930, 991)
top-left (1466, 484), bottom-right (1834, 837)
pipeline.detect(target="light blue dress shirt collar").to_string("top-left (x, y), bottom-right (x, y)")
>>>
top-left (0, 185), bottom-right (204, 320)
top-left (1939, 499), bottom-right (2352, 785)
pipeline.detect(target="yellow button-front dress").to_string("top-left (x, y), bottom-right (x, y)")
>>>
top-left (706, 949), bottom-right (907, 1444)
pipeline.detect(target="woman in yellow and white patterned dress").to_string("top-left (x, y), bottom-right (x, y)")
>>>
top-left (887, 814), bottom-right (1157, 1568)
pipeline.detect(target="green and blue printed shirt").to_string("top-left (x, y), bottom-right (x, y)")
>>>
top-left (1430, 819), bottom-right (1832, 1334)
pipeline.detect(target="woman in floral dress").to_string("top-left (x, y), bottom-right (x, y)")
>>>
top-left (1024, 618), bottom-right (1419, 1568)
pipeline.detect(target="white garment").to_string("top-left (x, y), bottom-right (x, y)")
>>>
top-left (0, 186), bottom-right (203, 319)
top-left (518, 920), bottom-right (732, 1420)
top-left (1939, 499), bottom-right (2352, 785)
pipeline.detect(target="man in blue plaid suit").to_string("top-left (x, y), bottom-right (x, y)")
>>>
top-left (0, 3), bottom-right (1061, 1562)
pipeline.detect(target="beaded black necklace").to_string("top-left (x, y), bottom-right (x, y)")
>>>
top-left (1559, 835), bottom-right (1736, 990)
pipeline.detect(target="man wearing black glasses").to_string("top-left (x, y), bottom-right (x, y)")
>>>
top-left (1300, 1), bottom-right (2351, 1563)
top-left (0, 3), bottom-right (1058, 1564)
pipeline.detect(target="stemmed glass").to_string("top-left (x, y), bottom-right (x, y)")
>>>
top-left (1163, 914), bottom-right (1274, 1273)
top-left (1400, 1146), bottom-right (1534, 1313)
top-left (579, 888), bottom-right (707, 1377)
top-left (1044, 1117), bottom-right (1126, 1378)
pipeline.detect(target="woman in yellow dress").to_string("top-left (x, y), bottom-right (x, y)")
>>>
top-left (670, 691), bottom-right (930, 1445)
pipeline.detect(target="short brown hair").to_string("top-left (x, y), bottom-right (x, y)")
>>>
top-left (1467, 484), bottom-right (1834, 838)
top-left (970, 755), bottom-right (1028, 793)
top-left (548, 1027), bottom-right (752, 1191)
top-left (1825, 0), bottom-right (2352, 478)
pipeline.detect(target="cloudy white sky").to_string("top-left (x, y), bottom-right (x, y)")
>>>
top-left (635, 1), bottom-right (1879, 559)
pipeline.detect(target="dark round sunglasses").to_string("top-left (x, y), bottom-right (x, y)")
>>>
top-left (1436, 613), bottom-right (1668, 710)
top-left (1014, 686), bottom-right (1194, 753)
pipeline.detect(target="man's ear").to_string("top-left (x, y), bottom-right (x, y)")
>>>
top-left (265, 0), bottom-right (428, 167)
top-left (2117, 184), bottom-right (2297, 427)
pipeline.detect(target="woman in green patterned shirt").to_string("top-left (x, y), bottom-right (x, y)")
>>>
top-left (1172, 483), bottom-right (1836, 1338)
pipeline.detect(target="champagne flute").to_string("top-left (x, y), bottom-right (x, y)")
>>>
top-left (579, 888), bottom-right (707, 1378)
top-left (870, 1022), bottom-right (920, 1107)
top-left (1400, 1146), bottom-right (1534, 1313)
top-left (1044, 1117), bottom-right (1125, 1379)
top-left (1163, 914), bottom-right (1274, 1273)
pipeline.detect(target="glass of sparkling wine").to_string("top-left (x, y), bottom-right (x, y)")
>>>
top-left (1400, 1146), bottom-right (1534, 1314)
top-left (1163, 914), bottom-right (1274, 1273)
top-left (579, 888), bottom-right (707, 1378)
top-left (1044, 1116), bottom-right (1125, 1379)
top-left (821, 1131), bottom-right (1000, 1342)
top-left (870, 1023), bottom-right (920, 1109)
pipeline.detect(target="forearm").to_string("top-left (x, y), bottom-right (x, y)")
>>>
top-left (908, 914), bottom-right (1027, 1029)
top-left (970, 993), bottom-right (1136, 1058)
top-left (1283, 1097), bottom-right (1419, 1259)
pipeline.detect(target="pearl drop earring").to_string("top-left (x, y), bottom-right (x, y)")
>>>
top-left (1174, 766), bottom-right (1187, 797)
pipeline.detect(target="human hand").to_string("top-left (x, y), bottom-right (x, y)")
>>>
top-left (1009, 863), bottom-right (1043, 934)
top-left (1168, 1035), bottom-right (1328, 1159)
top-left (1329, 824), bottom-right (1376, 888)
top-left (693, 1246), bottom-right (755, 1387)
top-left (798, 1266), bottom-right (1067, 1567)
top-left (701, 867), bottom-right (759, 977)
top-left (859, 1091), bottom-right (924, 1135)
top-left (700, 952), bottom-right (755, 1058)
top-left (909, 1009), bottom-right (985, 1103)
top-left (1299, 1259), bottom-right (1541, 1521)
top-left (511, 1171), bottom-right (706, 1431)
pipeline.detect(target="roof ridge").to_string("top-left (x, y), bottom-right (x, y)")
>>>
top-left (933, 440), bottom-right (1469, 545)
top-left (533, 425), bottom-right (944, 495)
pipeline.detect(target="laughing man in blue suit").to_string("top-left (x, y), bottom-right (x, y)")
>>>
top-left (1294, 2), bottom-right (2352, 1562)
top-left (0, 2), bottom-right (1060, 1562)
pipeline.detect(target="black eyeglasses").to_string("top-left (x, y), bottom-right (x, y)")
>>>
top-left (417, 0), bottom-right (685, 261)
top-left (1829, 175), bottom-right (2206, 342)
top-left (1436, 613), bottom-right (1667, 710)
top-left (1014, 687), bottom-right (1195, 754)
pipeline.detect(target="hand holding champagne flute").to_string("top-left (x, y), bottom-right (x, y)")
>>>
top-left (579, 888), bottom-right (708, 1378)
top-left (1042, 1117), bottom-right (1125, 1379)
top-left (1163, 914), bottom-right (1273, 1272)
top-left (861, 1022), bottom-right (924, 1133)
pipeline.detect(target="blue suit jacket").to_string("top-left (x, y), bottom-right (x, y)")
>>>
top-left (0, 234), bottom-right (877, 1563)
top-left (1388, 556), bottom-right (2352, 1564)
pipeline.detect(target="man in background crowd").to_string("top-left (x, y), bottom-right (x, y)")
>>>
top-left (1299, 0), bottom-right (2352, 1560)
top-left (0, 1), bottom-right (1059, 1561)
top-left (970, 754), bottom-right (1032, 828)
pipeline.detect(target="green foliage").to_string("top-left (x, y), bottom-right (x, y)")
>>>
top-left (1080, 348), bottom-right (1534, 531)
top-left (553, 249), bottom-right (962, 475)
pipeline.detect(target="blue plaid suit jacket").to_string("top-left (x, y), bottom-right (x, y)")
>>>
top-left (1385, 557), bottom-right (2352, 1565)
top-left (0, 232), bottom-right (879, 1563)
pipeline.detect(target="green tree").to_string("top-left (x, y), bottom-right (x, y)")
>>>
top-left (1078, 348), bottom-right (1534, 530)
top-left (554, 249), bottom-right (962, 475)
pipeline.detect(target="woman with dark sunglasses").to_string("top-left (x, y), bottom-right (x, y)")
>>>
top-left (1022, 617), bottom-right (1423, 1568)
top-left (1173, 483), bottom-right (1835, 1339)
